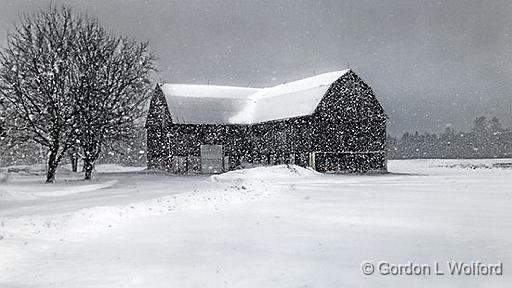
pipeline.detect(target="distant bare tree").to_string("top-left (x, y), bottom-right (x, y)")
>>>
top-left (0, 7), bottom-right (82, 182)
top-left (72, 18), bottom-right (155, 180)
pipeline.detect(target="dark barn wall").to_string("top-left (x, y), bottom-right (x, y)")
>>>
top-left (145, 70), bottom-right (387, 173)
top-left (313, 71), bottom-right (386, 152)
top-left (145, 85), bottom-right (171, 169)
top-left (310, 71), bottom-right (387, 172)
top-left (167, 115), bottom-right (316, 171)
top-left (167, 124), bottom-right (251, 169)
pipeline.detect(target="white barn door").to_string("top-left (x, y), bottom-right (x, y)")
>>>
top-left (200, 145), bottom-right (224, 174)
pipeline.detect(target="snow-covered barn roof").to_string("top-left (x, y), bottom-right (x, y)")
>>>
top-left (161, 70), bottom-right (349, 125)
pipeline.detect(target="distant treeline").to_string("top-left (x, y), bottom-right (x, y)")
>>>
top-left (388, 116), bottom-right (512, 159)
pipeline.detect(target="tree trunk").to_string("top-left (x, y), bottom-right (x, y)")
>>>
top-left (72, 157), bottom-right (78, 172)
top-left (83, 159), bottom-right (94, 180)
top-left (46, 150), bottom-right (58, 183)
top-left (69, 151), bottom-right (78, 172)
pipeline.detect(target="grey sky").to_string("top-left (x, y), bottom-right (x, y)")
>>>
top-left (1, 0), bottom-right (511, 135)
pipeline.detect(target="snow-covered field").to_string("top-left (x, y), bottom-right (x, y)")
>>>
top-left (0, 159), bottom-right (511, 287)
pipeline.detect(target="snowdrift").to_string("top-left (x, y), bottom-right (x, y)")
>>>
top-left (211, 164), bottom-right (321, 183)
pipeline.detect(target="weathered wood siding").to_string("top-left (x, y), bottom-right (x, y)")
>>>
top-left (145, 85), bottom-right (171, 169)
top-left (145, 71), bottom-right (387, 173)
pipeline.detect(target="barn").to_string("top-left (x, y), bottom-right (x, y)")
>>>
top-left (145, 69), bottom-right (387, 174)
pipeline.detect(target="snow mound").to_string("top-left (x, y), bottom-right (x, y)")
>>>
top-left (94, 164), bottom-right (146, 173)
top-left (0, 180), bottom-right (118, 200)
top-left (0, 190), bottom-right (35, 200)
top-left (211, 164), bottom-right (321, 183)
top-left (0, 180), bottom-right (276, 241)
top-left (36, 180), bottom-right (118, 197)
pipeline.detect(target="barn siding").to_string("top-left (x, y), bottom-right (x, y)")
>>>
top-left (145, 85), bottom-right (172, 169)
top-left (146, 71), bottom-right (387, 173)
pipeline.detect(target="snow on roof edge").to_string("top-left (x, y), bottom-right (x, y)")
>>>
top-left (161, 70), bottom-right (350, 95)
top-left (160, 70), bottom-right (350, 125)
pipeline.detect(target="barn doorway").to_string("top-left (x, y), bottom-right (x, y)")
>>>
top-left (200, 144), bottom-right (224, 174)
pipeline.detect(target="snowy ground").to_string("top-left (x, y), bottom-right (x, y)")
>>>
top-left (0, 159), bottom-right (511, 287)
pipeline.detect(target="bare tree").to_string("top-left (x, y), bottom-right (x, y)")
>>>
top-left (72, 17), bottom-right (155, 180)
top-left (0, 7), bottom-right (82, 182)
top-left (0, 99), bottom-right (7, 160)
top-left (0, 6), bottom-right (154, 181)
